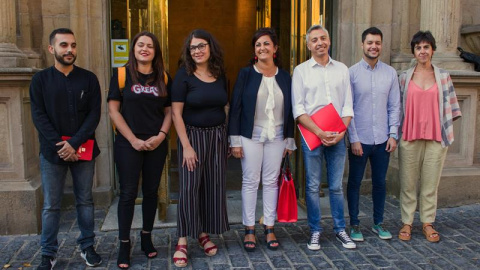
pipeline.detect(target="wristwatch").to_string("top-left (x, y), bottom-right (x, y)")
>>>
top-left (389, 133), bottom-right (398, 140)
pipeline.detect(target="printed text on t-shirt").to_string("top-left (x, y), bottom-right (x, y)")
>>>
top-left (131, 84), bottom-right (159, 96)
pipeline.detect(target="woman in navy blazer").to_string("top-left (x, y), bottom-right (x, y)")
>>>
top-left (229, 28), bottom-right (296, 252)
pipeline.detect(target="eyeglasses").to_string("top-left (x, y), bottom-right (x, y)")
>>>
top-left (189, 43), bottom-right (209, 52)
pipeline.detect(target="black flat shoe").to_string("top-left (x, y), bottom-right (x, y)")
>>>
top-left (117, 240), bottom-right (131, 269)
top-left (140, 231), bottom-right (158, 258)
top-left (243, 227), bottom-right (256, 252)
top-left (264, 225), bottom-right (279, 251)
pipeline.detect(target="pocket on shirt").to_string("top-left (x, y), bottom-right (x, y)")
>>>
top-left (77, 89), bottom-right (90, 111)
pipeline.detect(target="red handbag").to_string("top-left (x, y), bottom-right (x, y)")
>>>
top-left (277, 154), bottom-right (298, 223)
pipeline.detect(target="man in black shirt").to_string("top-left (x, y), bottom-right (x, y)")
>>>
top-left (30, 28), bottom-right (102, 270)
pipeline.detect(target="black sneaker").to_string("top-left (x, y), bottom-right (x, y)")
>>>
top-left (336, 230), bottom-right (356, 249)
top-left (81, 246), bottom-right (102, 267)
top-left (37, 255), bottom-right (56, 270)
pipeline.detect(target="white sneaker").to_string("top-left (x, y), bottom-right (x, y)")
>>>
top-left (307, 232), bottom-right (321, 250)
top-left (336, 230), bottom-right (356, 249)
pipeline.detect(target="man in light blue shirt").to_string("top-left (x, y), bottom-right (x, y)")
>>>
top-left (347, 27), bottom-right (400, 241)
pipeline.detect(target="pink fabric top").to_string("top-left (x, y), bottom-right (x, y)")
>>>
top-left (402, 80), bottom-right (442, 142)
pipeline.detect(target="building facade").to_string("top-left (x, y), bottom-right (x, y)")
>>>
top-left (0, 0), bottom-right (479, 235)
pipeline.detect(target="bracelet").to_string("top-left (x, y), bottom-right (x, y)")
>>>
top-left (160, 130), bottom-right (168, 136)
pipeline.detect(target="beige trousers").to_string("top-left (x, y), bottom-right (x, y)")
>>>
top-left (398, 138), bottom-right (448, 224)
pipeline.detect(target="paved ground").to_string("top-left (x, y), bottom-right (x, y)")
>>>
top-left (2, 195), bottom-right (480, 270)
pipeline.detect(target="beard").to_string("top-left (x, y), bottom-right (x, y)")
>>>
top-left (364, 50), bottom-right (379, 60)
top-left (54, 51), bottom-right (76, 66)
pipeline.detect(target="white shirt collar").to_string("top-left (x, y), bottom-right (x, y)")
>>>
top-left (309, 56), bottom-right (333, 67)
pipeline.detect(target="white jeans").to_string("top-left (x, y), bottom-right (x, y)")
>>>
top-left (241, 136), bottom-right (286, 226)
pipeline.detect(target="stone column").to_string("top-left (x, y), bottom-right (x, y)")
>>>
top-left (0, 69), bottom-right (42, 235)
top-left (334, 0), bottom-right (372, 66)
top-left (0, 0), bottom-right (40, 235)
top-left (420, 0), bottom-right (472, 70)
top-left (390, 0), bottom-right (420, 70)
top-left (0, 0), bottom-right (27, 68)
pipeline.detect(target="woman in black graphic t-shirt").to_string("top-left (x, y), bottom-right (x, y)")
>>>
top-left (171, 29), bottom-right (230, 268)
top-left (107, 31), bottom-right (172, 269)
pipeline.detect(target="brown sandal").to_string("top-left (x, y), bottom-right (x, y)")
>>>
top-left (398, 224), bottom-right (412, 241)
top-left (423, 223), bottom-right (440, 243)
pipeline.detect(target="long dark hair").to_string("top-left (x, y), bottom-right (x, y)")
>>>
top-left (178, 29), bottom-right (225, 78)
top-left (126, 31), bottom-right (167, 97)
top-left (249, 27), bottom-right (282, 67)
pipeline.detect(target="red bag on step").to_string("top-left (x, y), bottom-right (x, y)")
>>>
top-left (277, 154), bottom-right (298, 222)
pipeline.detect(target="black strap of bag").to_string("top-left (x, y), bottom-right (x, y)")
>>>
top-left (280, 153), bottom-right (292, 179)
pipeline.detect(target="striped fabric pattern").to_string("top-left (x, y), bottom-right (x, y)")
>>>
top-left (177, 124), bottom-right (230, 238)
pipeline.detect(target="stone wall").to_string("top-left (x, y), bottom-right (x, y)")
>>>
top-left (0, 71), bottom-right (42, 235)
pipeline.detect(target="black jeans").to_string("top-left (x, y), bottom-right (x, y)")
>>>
top-left (115, 133), bottom-right (168, 240)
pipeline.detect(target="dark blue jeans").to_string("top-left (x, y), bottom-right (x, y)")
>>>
top-left (347, 141), bottom-right (389, 226)
top-left (40, 154), bottom-right (96, 257)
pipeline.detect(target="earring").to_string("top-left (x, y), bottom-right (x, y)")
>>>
top-left (273, 53), bottom-right (277, 59)
top-left (254, 56), bottom-right (258, 62)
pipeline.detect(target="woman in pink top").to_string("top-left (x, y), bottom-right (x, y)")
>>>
top-left (397, 31), bottom-right (461, 243)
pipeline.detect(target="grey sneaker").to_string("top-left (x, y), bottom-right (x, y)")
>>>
top-left (336, 230), bottom-right (356, 249)
top-left (372, 223), bottom-right (392, 240)
top-left (307, 231), bottom-right (321, 250)
top-left (349, 225), bottom-right (364, 242)
top-left (81, 246), bottom-right (102, 267)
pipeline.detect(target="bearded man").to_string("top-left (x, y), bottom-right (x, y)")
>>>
top-left (346, 27), bottom-right (401, 242)
top-left (30, 28), bottom-right (102, 270)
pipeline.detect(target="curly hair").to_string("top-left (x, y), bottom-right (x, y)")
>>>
top-left (249, 27), bottom-right (282, 67)
top-left (178, 29), bottom-right (225, 78)
top-left (126, 31), bottom-right (167, 97)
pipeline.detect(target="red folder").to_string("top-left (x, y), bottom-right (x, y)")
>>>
top-left (297, 103), bottom-right (347, 151)
top-left (61, 136), bottom-right (94, 161)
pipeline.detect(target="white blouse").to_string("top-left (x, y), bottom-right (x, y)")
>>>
top-left (230, 66), bottom-right (296, 150)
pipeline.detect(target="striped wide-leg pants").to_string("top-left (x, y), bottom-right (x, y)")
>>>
top-left (177, 123), bottom-right (230, 238)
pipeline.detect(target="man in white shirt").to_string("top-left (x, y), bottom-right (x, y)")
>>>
top-left (292, 24), bottom-right (355, 250)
